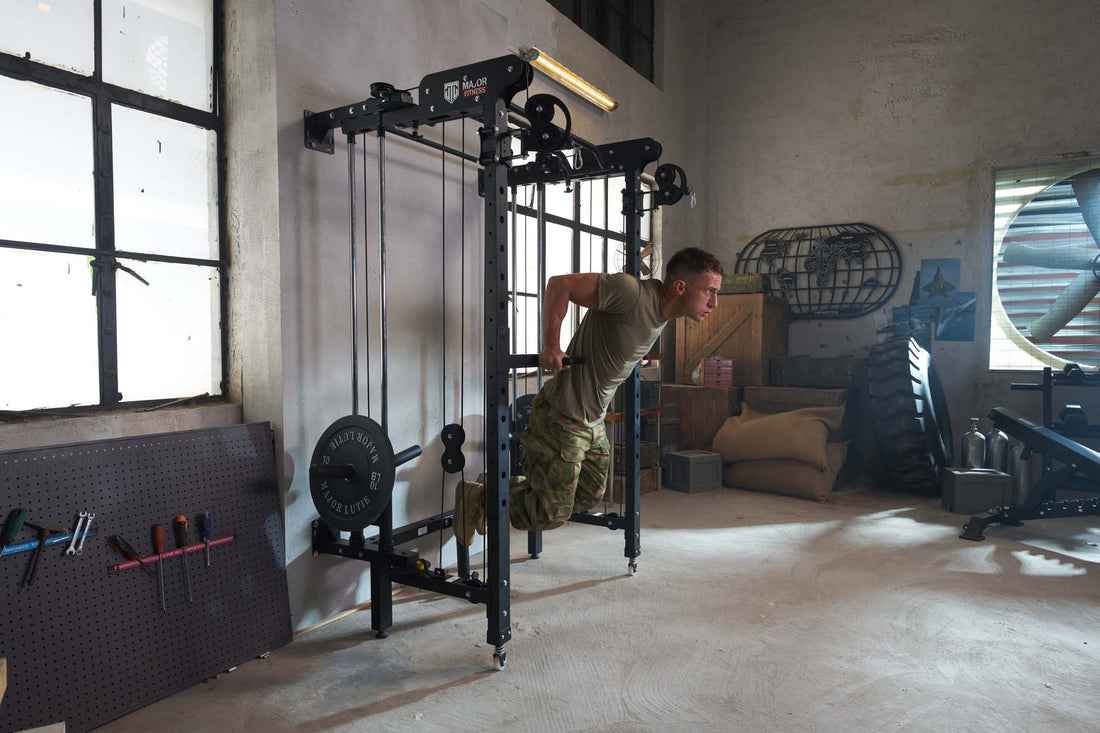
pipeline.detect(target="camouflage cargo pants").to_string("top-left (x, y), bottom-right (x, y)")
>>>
top-left (509, 391), bottom-right (611, 531)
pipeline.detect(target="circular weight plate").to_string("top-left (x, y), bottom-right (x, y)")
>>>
top-left (310, 415), bottom-right (396, 531)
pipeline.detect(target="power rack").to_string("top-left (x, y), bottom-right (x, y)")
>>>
top-left (302, 54), bottom-right (692, 670)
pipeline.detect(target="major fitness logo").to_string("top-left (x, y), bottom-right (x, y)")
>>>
top-left (442, 75), bottom-right (489, 104)
top-left (443, 80), bottom-right (460, 104)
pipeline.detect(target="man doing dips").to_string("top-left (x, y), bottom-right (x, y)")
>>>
top-left (455, 247), bottom-right (724, 544)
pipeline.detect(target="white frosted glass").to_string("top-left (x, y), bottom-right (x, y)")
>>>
top-left (579, 179), bottom-right (605, 229)
top-left (608, 175), bottom-right (626, 235)
top-left (544, 182), bottom-right (573, 220)
top-left (102, 0), bottom-right (213, 111)
top-left (0, 249), bottom-right (99, 410)
top-left (546, 223), bottom-right (573, 279)
top-left (640, 181), bottom-right (652, 241)
top-left (112, 104), bottom-right (218, 258)
top-left (116, 260), bottom-right (221, 401)
top-left (0, 0), bottom-right (94, 75)
top-left (0, 76), bottom-right (94, 248)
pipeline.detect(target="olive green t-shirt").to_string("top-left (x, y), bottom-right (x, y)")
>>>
top-left (542, 273), bottom-right (668, 427)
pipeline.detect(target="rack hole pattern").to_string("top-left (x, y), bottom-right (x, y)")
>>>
top-left (0, 423), bottom-right (291, 733)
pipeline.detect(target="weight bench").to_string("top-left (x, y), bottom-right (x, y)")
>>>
top-left (960, 407), bottom-right (1100, 541)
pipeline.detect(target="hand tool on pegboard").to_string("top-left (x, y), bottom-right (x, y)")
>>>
top-left (152, 524), bottom-right (166, 611)
top-left (107, 535), bottom-right (157, 579)
top-left (64, 511), bottom-right (89, 556)
top-left (23, 519), bottom-right (67, 587)
top-left (173, 515), bottom-right (193, 603)
top-left (0, 508), bottom-right (27, 556)
top-left (198, 512), bottom-right (212, 567)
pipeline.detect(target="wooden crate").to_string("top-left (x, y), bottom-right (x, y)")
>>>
top-left (660, 384), bottom-right (741, 450)
top-left (674, 293), bottom-right (788, 385)
top-left (611, 466), bottom-right (661, 503)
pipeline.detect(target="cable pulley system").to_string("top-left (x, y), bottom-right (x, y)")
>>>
top-left (301, 53), bottom-right (694, 671)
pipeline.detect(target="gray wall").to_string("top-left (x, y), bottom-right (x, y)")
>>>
top-left (703, 0), bottom-right (1100, 441)
top-left (272, 0), bottom-right (708, 629)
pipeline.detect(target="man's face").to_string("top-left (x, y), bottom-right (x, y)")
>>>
top-left (679, 271), bottom-right (723, 322)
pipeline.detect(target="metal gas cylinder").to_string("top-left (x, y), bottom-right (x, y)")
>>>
top-left (1010, 443), bottom-right (1031, 505)
top-left (984, 425), bottom-right (1010, 472)
top-left (960, 417), bottom-right (987, 469)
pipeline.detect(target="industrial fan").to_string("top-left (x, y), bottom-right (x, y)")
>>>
top-left (995, 167), bottom-right (1100, 366)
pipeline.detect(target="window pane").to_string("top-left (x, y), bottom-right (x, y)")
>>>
top-left (112, 104), bottom-right (218, 259)
top-left (102, 0), bottom-right (214, 111)
top-left (608, 239), bottom-right (625, 274)
top-left (579, 179), bottom-right (606, 229)
top-left (608, 175), bottom-right (626, 235)
top-left (640, 182), bottom-right (652, 241)
top-left (116, 261), bottom-right (221, 401)
top-left (632, 0), bottom-right (654, 33)
top-left (0, 249), bottom-right (99, 409)
top-left (607, 8), bottom-right (627, 58)
top-left (544, 182), bottom-right (573, 220)
top-left (509, 213), bottom-right (538, 294)
top-left (631, 34), bottom-right (653, 79)
top-left (579, 232), bottom-right (604, 274)
top-left (0, 0), bottom-right (94, 75)
top-left (0, 77), bottom-right (94, 248)
top-left (546, 223), bottom-right (573, 278)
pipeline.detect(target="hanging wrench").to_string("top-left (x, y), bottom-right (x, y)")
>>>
top-left (65, 512), bottom-right (88, 556)
top-left (75, 512), bottom-right (95, 555)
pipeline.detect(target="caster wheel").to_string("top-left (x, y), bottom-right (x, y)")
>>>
top-left (628, 561), bottom-right (638, 576)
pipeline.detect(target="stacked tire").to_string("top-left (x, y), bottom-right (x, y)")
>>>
top-left (866, 338), bottom-right (953, 494)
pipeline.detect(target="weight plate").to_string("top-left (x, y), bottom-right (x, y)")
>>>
top-left (310, 414), bottom-right (396, 531)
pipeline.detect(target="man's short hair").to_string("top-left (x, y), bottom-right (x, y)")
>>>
top-left (665, 247), bottom-right (724, 282)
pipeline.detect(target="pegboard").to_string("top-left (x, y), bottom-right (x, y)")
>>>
top-left (0, 423), bottom-right (291, 733)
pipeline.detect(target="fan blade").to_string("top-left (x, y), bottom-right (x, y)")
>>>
top-left (1001, 242), bottom-right (1095, 270)
top-left (1071, 169), bottom-right (1100, 248)
top-left (1027, 272), bottom-right (1100, 342)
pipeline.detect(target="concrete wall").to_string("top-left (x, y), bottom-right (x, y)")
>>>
top-left (272, 0), bottom-right (707, 629)
top-left (704, 0), bottom-right (1100, 439)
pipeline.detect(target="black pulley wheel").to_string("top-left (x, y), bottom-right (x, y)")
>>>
top-left (310, 414), bottom-right (396, 531)
top-left (866, 338), bottom-right (953, 494)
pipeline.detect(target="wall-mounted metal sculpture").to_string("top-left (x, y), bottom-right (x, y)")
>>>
top-left (733, 223), bottom-right (901, 319)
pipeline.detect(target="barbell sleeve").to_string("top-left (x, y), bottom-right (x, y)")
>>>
top-left (309, 464), bottom-right (355, 479)
top-left (394, 445), bottom-right (422, 467)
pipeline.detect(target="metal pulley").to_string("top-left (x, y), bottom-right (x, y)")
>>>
top-left (654, 163), bottom-right (690, 206)
top-left (309, 415), bottom-right (422, 531)
top-left (522, 94), bottom-right (572, 152)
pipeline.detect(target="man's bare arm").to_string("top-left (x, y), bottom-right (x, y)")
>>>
top-left (539, 273), bottom-right (600, 372)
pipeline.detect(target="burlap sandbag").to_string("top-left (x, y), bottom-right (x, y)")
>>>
top-left (709, 403), bottom-right (846, 470)
top-left (724, 442), bottom-right (849, 501)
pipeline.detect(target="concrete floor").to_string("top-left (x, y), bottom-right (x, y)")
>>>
top-left (100, 483), bottom-right (1100, 732)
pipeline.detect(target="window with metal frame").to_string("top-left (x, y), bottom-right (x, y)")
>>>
top-left (990, 158), bottom-right (1100, 370)
top-left (508, 176), bottom-right (656, 360)
top-left (545, 0), bottom-right (655, 81)
top-left (0, 0), bottom-right (226, 413)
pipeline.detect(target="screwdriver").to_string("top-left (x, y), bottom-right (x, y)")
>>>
top-left (198, 512), bottom-right (212, 567)
top-left (107, 535), bottom-right (156, 579)
top-left (173, 515), bottom-right (193, 603)
top-left (0, 508), bottom-right (28, 556)
top-left (152, 524), bottom-right (166, 611)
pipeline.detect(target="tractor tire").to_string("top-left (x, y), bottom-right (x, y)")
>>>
top-left (866, 338), bottom-right (953, 494)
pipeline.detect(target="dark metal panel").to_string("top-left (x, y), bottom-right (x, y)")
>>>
top-left (0, 423), bottom-right (291, 733)
top-left (482, 97), bottom-right (513, 651)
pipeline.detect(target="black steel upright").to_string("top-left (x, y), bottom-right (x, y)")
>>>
top-left (481, 96), bottom-right (513, 659)
top-left (621, 167), bottom-right (643, 570)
